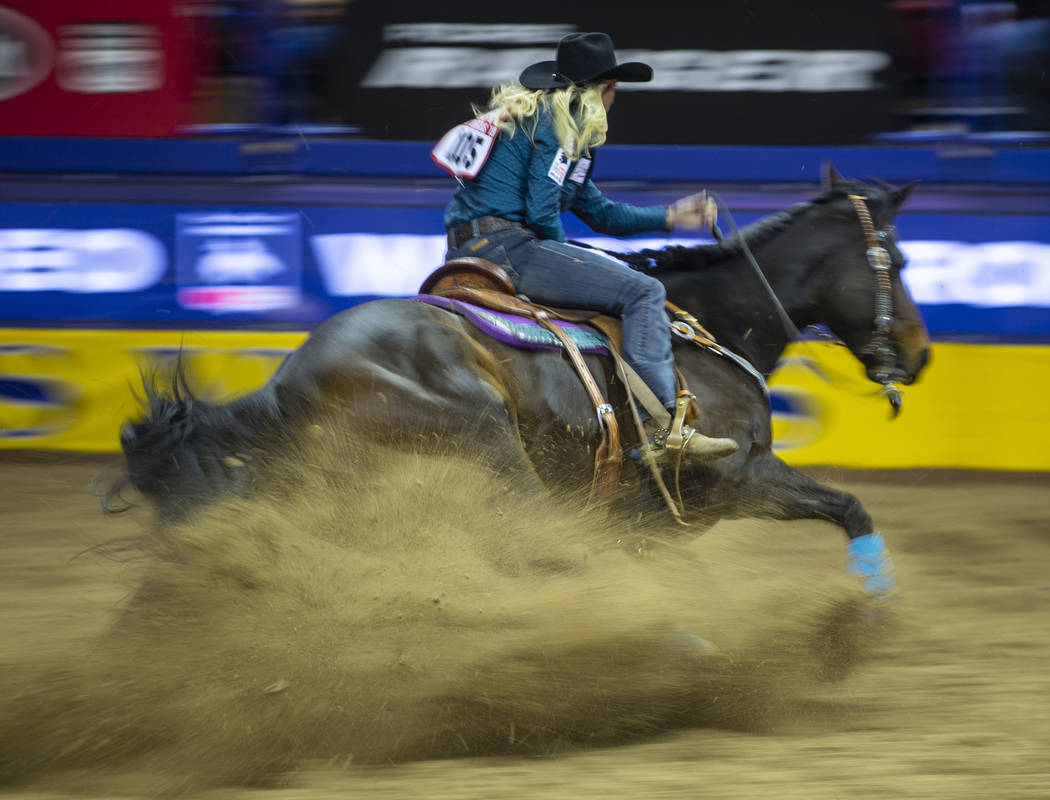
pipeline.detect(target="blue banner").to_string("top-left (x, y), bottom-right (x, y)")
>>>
top-left (2, 197), bottom-right (1049, 339)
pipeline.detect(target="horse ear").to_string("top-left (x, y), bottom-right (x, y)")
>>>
top-left (821, 161), bottom-right (846, 191)
top-left (892, 180), bottom-right (919, 208)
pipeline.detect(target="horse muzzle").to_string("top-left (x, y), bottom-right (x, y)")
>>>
top-left (864, 343), bottom-right (929, 386)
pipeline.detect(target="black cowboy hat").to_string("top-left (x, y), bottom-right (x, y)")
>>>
top-left (519, 32), bottom-right (652, 90)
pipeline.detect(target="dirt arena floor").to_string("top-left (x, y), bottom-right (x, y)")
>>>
top-left (0, 449), bottom-right (1047, 800)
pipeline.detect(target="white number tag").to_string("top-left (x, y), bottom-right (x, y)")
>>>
top-left (431, 114), bottom-right (501, 179)
top-left (569, 157), bottom-right (592, 184)
top-left (548, 148), bottom-right (570, 185)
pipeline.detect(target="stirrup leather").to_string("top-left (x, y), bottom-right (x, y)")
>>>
top-left (663, 390), bottom-right (693, 456)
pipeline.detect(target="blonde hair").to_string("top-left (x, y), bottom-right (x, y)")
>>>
top-left (477, 81), bottom-right (610, 160)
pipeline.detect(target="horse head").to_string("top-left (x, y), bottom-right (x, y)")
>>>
top-left (811, 163), bottom-right (930, 387)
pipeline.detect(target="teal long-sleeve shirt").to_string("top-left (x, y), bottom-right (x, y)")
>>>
top-left (442, 106), bottom-right (669, 243)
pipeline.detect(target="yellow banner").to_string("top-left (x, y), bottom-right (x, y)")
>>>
top-left (769, 340), bottom-right (1050, 470)
top-left (0, 329), bottom-right (307, 452)
top-left (1, 328), bottom-right (1047, 470)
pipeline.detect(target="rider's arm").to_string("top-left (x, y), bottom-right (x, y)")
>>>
top-left (571, 178), bottom-right (670, 236)
top-left (523, 115), bottom-right (568, 241)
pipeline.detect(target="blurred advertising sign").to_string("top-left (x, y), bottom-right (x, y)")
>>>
top-left (310, 233), bottom-right (1050, 311)
top-left (0, 6), bottom-right (52, 101)
top-left (56, 22), bottom-right (165, 94)
top-left (175, 213), bottom-right (302, 313)
top-left (0, 328), bottom-right (306, 450)
top-left (0, 341), bottom-right (81, 441)
top-left (2, 197), bottom-right (1049, 337)
top-left (0, 0), bottom-right (200, 136)
top-left (2, 326), bottom-right (1048, 471)
top-left (332, 1), bottom-right (892, 144)
top-left (902, 241), bottom-right (1050, 308)
top-left (0, 228), bottom-right (166, 292)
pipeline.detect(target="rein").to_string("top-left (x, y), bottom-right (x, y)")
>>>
top-left (709, 192), bottom-right (801, 342)
top-left (709, 190), bottom-right (904, 415)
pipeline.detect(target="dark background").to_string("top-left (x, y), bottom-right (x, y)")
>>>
top-left (326, 0), bottom-right (893, 144)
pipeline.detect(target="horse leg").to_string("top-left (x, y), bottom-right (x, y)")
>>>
top-left (737, 452), bottom-right (897, 600)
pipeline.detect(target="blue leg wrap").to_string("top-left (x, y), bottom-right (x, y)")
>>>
top-left (846, 532), bottom-right (898, 598)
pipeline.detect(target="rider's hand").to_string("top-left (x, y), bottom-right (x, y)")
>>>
top-left (666, 191), bottom-right (717, 232)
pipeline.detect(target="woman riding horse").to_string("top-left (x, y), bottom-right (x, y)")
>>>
top-left (439, 32), bottom-right (738, 465)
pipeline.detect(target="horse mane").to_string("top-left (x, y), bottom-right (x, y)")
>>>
top-left (617, 182), bottom-right (897, 273)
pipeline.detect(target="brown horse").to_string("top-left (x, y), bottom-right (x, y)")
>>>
top-left (115, 165), bottom-right (929, 596)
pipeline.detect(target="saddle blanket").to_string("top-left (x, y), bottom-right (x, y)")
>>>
top-left (413, 294), bottom-right (610, 355)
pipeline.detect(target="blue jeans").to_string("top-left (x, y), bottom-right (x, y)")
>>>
top-left (446, 226), bottom-right (676, 410)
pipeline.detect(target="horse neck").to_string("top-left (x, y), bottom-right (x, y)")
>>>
top-left (657, 210), bottom-right (826, 376)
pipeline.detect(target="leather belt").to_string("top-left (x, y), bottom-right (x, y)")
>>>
top-left (447, 216), bottom-right (520, 249)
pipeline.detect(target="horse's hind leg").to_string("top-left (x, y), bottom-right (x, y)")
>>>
top-left (740, 453), bottom-right (897, 601)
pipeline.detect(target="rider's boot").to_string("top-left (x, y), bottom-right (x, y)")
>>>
top-left (642, 418), bottom-right (739, 466)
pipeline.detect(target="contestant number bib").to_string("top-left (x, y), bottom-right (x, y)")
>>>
top-left (432, 116), bottom-right (500, 179)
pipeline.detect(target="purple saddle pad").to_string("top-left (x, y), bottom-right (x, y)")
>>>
top-left (413, 294), bottom-right (610, 355)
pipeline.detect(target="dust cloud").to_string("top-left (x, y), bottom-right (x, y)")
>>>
top-left (0, 433), bottom-right (879, 793)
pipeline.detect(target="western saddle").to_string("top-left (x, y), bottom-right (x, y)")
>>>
top-left (419, 256), bottom-right (717, 523)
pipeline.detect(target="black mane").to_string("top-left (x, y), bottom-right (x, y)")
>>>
top-left (617, 183), bottom-right (895, 273)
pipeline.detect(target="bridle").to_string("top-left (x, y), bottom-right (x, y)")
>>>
top-left (847, 194), bottom-right (900, 385)
top-left (711, 190), bottom-right (904, 413)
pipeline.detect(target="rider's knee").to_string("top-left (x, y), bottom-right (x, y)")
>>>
top-left (631, 273), bottom-right (667, 305)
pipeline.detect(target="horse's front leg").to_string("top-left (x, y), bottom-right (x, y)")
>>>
top-left (739, 453), bottom-right (897, 601)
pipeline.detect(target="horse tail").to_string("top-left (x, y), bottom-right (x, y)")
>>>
top-left (117, 362), bottom-right (283, 519)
